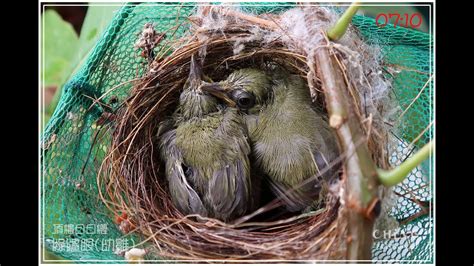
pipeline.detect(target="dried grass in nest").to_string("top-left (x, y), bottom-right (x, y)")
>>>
top-left (97, 5), bottom-right (390, 260)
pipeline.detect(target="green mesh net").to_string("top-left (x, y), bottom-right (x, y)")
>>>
top-left (41, 3), bottom-right (433, 263)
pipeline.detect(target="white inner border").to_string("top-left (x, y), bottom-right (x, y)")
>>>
top-left (39, 1), bottom-right (435, 265)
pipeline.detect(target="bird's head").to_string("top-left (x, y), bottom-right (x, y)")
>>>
top-left (179, 55), bottom-right (236, 120)
top-left (200, 68), bottom-right (272, 112)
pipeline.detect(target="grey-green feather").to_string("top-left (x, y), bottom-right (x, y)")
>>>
top-left (158, 56), bottom-right (256, 221)
top-left (223, 68), bottom-right (340, 212)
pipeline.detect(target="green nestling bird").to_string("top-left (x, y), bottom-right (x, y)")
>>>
top-left (158, 56), bottom-right (256, 222)
top-left (212, 68), bottom-right (341, 212)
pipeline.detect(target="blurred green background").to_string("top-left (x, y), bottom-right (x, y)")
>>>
top-left (41, 4), bottom-right (121, 129)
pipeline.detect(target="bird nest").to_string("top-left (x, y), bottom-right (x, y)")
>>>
top-left (98, 5), bottom-right (391, 261)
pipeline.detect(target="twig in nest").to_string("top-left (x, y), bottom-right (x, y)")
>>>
top-left (315, 29), bottom-right (379, 260)
top-left (211, 7), bottom-right (279, 30)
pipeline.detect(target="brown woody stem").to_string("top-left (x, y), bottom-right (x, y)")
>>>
top-left (315, 44), bottom-right (379, 260)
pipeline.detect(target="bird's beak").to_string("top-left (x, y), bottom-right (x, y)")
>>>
top-left (187, 54), bottom-right (203, 88)
top-left (200, 83), bottom-right (236, 107)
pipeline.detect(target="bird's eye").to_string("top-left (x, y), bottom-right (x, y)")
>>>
top-left (230, 90), bottom-right (255, 109)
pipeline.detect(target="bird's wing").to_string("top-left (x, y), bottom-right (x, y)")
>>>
top-left (205, 110), bottom-right (253, 221)
top-left (206, 158), bottom-right (250, 221)
top-left (157, 118), bottom-right (174, 138)
top-left (310, 115), bottom-right (341, 182)
top-left (268, 148), bottom-right (339, 212)
top-left (269, 176), bottom-right (322, 212)
top-left (159, 126), bottom-right (208, 217)
top-left (311, 146), bottom-right (341, 182)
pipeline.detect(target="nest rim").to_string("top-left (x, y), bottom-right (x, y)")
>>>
top-left (97, 6), bottom-right (388, 261)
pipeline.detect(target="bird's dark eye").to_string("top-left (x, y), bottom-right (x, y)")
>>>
top-left (230, 90), bottom-right (255, 109)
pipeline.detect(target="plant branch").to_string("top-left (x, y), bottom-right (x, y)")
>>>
top-left (315, 36), bottom-right (379, 260)
top-left (327, 2), bottom-right (360, 41)
top-left (378, 140), bottom-right (433, 187)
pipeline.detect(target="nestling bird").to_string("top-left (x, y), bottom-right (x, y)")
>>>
top-left (211, 68), bottom-right (341, 212)
top-left (158, 55), bottom-right (256, 222)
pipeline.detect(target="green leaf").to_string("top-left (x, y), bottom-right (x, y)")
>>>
top-left (42, 9), bottom-right (79, 88)
top-left (45, 4), bottom-right (122, 117)
top-left (71, 5), bottom-right (122, 76)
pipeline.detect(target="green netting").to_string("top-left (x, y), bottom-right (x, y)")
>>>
top-left (41, 3), bottom-right (433, 263)
top-left (350, 13), bottom-right (433, 263)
